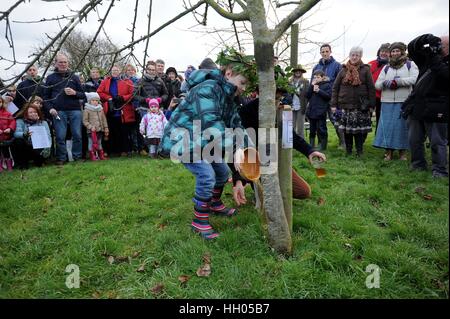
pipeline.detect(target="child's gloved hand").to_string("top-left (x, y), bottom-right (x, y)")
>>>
top-left (383, 80), bottom-right (392, 88)
top-left (390, 80), bottom-right (398, 90)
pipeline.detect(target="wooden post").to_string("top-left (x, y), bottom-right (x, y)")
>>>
top-left (278, 106), bottom-right (293, 232)
top-left (290, 23), bottom-right (299, 67)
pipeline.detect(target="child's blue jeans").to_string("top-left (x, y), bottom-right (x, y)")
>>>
top-left (183, 161), bottom-right (230, 201)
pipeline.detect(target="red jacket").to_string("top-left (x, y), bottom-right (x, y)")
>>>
top-left (0, 108), bottom-right (16, 141)
top-left (97, 77), bottom-right (135, 123)
top-left (368, 59), bottom-right (386, 99)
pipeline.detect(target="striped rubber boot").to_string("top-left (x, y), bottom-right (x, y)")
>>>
top-left (210, 186), bottom-right (237, 217)
top-left (191, 198), bottom-right (219, 240)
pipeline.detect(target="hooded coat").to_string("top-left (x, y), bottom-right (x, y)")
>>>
top-left (159, 69), bottom-right (249, 160)
top-left (305, 78), bottom-right (332, 119)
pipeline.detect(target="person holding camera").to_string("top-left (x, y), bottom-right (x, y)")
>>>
top-left (97, 65), bottom-right (135, 157)
top-left (373, 42), bottom-right (419, 161)
top-left (404, 34), bottom-right (449, 178)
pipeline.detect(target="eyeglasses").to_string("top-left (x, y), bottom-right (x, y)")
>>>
top-left (7, 90), bottom-right (16, 92)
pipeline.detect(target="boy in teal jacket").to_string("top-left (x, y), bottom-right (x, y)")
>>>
top-left (159, 50), bottom-right (255, 240)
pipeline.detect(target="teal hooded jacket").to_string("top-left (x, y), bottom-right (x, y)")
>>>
top-left (159, 69), bottom-right (251, 162)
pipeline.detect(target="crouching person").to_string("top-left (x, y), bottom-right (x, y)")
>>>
top-left (159, 50), bottom-right (254, 240)
top-left (13, 104), bottom-right (51, 169)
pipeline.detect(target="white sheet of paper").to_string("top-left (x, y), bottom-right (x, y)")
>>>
top-left (282, 110), bottom-right (293, 149)
top-left (7, 102), bottom-right (19, 115)
top-left (29, 126), bottom-right (51, 149)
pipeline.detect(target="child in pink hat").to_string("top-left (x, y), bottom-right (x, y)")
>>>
top-left (139, 98), bottom-right (168, 158)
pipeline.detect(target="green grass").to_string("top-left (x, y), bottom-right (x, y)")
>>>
top-left (0, 129), bottom-right (448, 299)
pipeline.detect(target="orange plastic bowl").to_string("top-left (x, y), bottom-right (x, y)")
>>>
top-left (240, 147), bottom-right (261, 181)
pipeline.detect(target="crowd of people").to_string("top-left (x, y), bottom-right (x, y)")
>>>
top-left (1, 32), bottom-right (447, 239)
top-left (0, 34), bottom-right (447, 180)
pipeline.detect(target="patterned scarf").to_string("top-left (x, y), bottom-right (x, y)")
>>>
top-left (389, 54), bottom-right (408, 69)
top-left (343, 60), bottom-right (362, 86)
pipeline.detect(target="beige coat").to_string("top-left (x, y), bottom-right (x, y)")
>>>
top-left (83, 103), bottom-right (109, 133)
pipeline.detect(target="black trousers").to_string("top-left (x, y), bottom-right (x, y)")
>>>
top-left (345, 133), bottom-right (367, 154)
top-left (13, 139), bottom-right (45, 168)
top-left (106, 116), bottom-right (134, 155)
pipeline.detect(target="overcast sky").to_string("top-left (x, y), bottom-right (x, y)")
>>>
top-left (0, 0), bottom-right (448, 82)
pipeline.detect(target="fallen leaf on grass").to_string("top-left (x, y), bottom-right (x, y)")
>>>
top-left (317, 198), bottom-right (325, 206)
top-left (131, 251), bottom-right (141, 258)
top-left (196, 263), bottom-right (211, 277)
top-left (158, 224), bottom-right (167, 231)
top-left (99, 175), bottom-right (107, 181)
top-left (423, 194), bottom-right (433, 200)
top-left (107, 256), bottom-right (115, 264)
top-left (150, 283), bottom-right (164, 295)
top-left (137, 263), bottom-right (146, 273)
top-left (178, 275), bottom-right (191, 285)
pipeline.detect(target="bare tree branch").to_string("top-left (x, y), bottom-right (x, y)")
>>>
top-left (143, 0), bottom-right (153, 67)
top-left (109, 0), bottom-right (206, 56)
top-left (12, 14), bottom-right (77, 24)
top-left (204, 0), bottom-right (249, 21)
top-left (271, 0), bottom-right (320, 42)
top-left (275, 1), bottom-right (302, 8)
top-left (72, 0), bottom-right (116, 73)
top-left (228, 0), bottom-right (242, 51)
top-left (0, 0), bottom-right (26, 22)
top-left (3, 0), bottom-right (103, 85)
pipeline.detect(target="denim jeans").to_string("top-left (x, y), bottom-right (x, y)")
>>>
top-left (53, 110), bottom-right (82, 161)
top-left (183, 161), bottom-right (230, 201)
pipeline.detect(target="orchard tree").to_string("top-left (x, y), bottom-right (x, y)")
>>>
top-left (1, 0), bottom-right (322, 254)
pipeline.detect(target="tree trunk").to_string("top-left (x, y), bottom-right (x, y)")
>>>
top-left (248, 0), bottom-right (292, 255)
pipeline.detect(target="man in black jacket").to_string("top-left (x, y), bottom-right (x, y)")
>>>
top-left (14, 65), bottom-right (45, 109)
top-left (134, 61), bottom-right (168, 115)
top-left (43, 53), bottom-right (85, 165)
top-left (406, 34), bottom-right (448, 178)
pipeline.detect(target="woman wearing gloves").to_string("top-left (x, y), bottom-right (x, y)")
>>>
top-left (97, 65), bottom-right (135, 157)
top-left (373, 42), bottom-right (419, 161)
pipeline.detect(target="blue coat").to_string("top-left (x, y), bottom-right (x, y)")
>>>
top-left (306, 80), bottom-right (332, 119)
top-left (311, 56), bottom-right (342, 85)
top-left (43, 70), bottom-right (85, 112)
